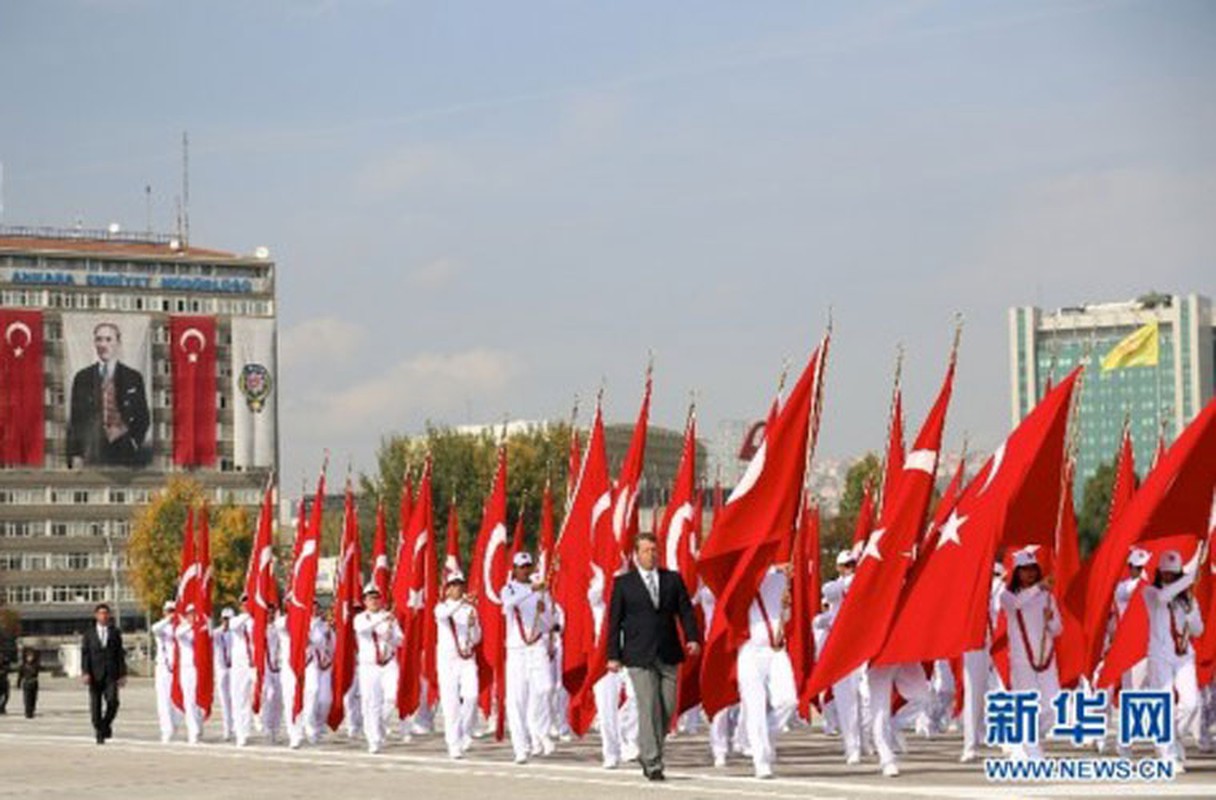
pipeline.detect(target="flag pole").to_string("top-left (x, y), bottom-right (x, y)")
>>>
top-left (875, 342), bottom-right (904, 513)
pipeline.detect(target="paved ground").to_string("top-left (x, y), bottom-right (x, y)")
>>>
top-left (2, 678), bottom-right (1215, 799)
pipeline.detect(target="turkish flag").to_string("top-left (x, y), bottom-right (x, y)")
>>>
top-left (661, 408), bottom-right (702, 719)
top-left (469, 448), bottom-right (508, 735)
top-left (553, 403), bottom-right (610, 701)
top-left (371, 501), bottom-right (390, 599)
top-left (612, 369), bottom-right (651, 559)
top-left (875, 369), bottom-right (1081, 666)
top-left (0, 309), bottom-right (44, 466)
top-left (171, 509), bottom-right (197, 712)
top-left (879, 388), bottom-right (905, 523)
top-left (1109, 427), bottom-right (1139, 530)
top-left (851, 482), bottom-right (876, 547)
top-left (443, 499), bottom-right (463, 583)
top-left (194, 507), bottom-right (215, 719)
top-left (790, 497), bottom-right (821, 718)
top-left (699, 339), bottom-right (827, 717)
top-left (397, 458), bottom-right (435, 719)
top-left (536, 481), bottom-right (556, 582)
top-left (1053, 469), bottom-right (1085, 689)
top-left (288, 465), bottom-right (326, 720)
top-left (246, 481), bottom-right (277, 715)
top-left (1070, 398), bottom-right (1216, 678)
top-left (391, 473), bottom-right (415, 613)
top-left (328, 482), bottom-right (362, 730)
top-left (169, 316), bottom-right (217, 467)
top-left (807, 355), bottom-right (954, 696)
top-left (1194, 517), bottom-right (1216, 684)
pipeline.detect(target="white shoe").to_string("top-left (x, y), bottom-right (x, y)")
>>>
top-left (713, 754), bottom-right (727, 768)
top-left (449, 751), bottom-right (464, 760)
top-left (514, 754), bottom-right (529, 765)
top-left (621, 742), bottom-right (639, 762)
top-left (290, 739), bottom-right (302, 750)
top-left (845, 752), bottom-right (861, 766)
top-left (602, 759), bottom-right (619, 770)
top-left (882, 762), bottom-right (900, 778)
top-left (541, 737), bottom-right (556, 756)
top-left (755, 766), bottom-right (774, 779)
top-left (959, 749), bottom-right (976, 763)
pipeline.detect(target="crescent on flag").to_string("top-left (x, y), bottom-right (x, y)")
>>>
top-left (484, 523), bottom-right (507, 605)
top-left (664, 502), bottom-right (694, 569)
top-left (289, 540), bottom-right (318, 608)
top-left (979, 443), bottom-right (1006, 495)
top-left (729, 442), bottom-right (766, 505)
top-left (179, 327), bottom-right (207, 363)
top-left (612, 489), bottom-right (637, 543)
top-left (4, 320), bottom-right (32, 357)
top-left (592, 490), bottom-right (612, 533)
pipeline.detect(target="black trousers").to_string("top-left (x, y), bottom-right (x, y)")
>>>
top-left (23, 681), bottom-right (37, 718)
top-left (88, 678), bottom-right (120, 735)
top-left (0, 676), bottom-right (9, 713)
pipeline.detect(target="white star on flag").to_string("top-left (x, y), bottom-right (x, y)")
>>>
top-left (935, 511), bottom-right (968, 550)
top-left (860, 528), bottom-right (886, 563)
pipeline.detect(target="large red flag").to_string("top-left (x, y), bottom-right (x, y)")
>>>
top-left (1194, 513), bottom-right (1216, 684)
top-left (1071, 398), bottom-right (1216, 677)
top-left (328, 481), bottom-right (362, 729)
top-left (391, 472), bottom-right (415, 616)
top-left (612, 367), bottom-right (651, 559)
top-left (443, 498), bottom-right (463, 583)
top-left (397, 457), bottom-right (435, 719)
top-left (371, 501), bottom-right (390, 599)
top-left (0, 309), bottom-right (44, 466)
top-left (663, 407), bottom-right (702, 718)
top-left (168, 316), bottom-right (217, 467)
top-left (537, 480), bottom-right (556, 582)
top-left (699, 340), bottom-right (827, 717)
top-left (288, 465), bottom-right (326, 720)
top-left (790, 497), bottom-right (820, 718)
top-left (806, 355), bottom-right (954, 696)
top-left (554, 401), bottom-right (610, 699)
top-left (1053, 469), bottom-right (1084, 689)
top-left (469, 448), bottom-right (508, 733)
top-left (193, 506), bottom-right (215, 719)
top-left (1109, 425), bottom-right (1138, 529)
top-left (876, 369), bottom-right (1081, 666)
top-left (171, 508), bottom-right (198, 712)
top-left (246, 481), bottom-right (277, 715)
top-left (879, 387), bottom-right (905, 524)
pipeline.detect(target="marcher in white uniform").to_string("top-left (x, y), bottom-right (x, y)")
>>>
top-left (502, 552), bottom-right (556, 763)
top-left (548, 602), bottom-right (574, 741)
top-left (999, 549), bottom-right (1062, 761)
top-left (173, 603), bottom-right (204, 744)
top-left (274, 606), bottom-right (308, 749)
top-left (1143, 549), bottom-right (1205, 768)
top-left (262, 605), bottom-right (284, 744)
top-left (824, 550), bottom-right (864, 765)
top-left (308, 606), bottom-right (334, 744)
top-left (354, 584), bottom-right (402, 753)
top-left (736, 563), bottom-right (798, 779)
top-left (695, 584), bottom-right (737, 767)
top-left (150, 601), bottom-right (180, 743)
top-left (1115, 549), bottom-right (1151, 689)
top-left (867, 661), bottom-right (934, 777)
top-left (434, 570), bottom-right (482, 759)
top-left (961, 562), bottom-right (1006, 762)
top-left (213, 608), bottom-right (236, 741)
top-left (589, 564), bottom-right (639, 769)
top-left (228, 597), bottom-right (256, 747)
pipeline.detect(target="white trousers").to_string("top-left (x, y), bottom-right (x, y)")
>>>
top-left (709, 705), bottom-right (736, 759)
top-left (261, 671), bottom-right (283, 742)
top-left (833, 667), bottom-right (864, 761)
top-left (1147, 656), bottom-right (1201, 760)
top-left (312, 667), bottom-right (333, 742)
top-left (505, 644), bottom-right (554, 760)
top-left (1009, 661), bottom-right (1059, 759)
top-left (736, 643), bottom-right (798, 774)
top-left (868, 663), bottom-right (932, 768)
top-left (358, 662), bottom-right (396, 752)
top-left (215, 667), bottom-right (233, 739)
top-left (962, 649), bottom-right (989, 755)
top-left (179, 665), bottom-right (202, 744)
top-left (345, 681), bottom-right (362, 737)
top-left (438, 654), bottom-right (480, 757)
top-left (229, 664), bottom-right (254, 745)
top-left (593, 670), bottom-right (639, 763)
top-left (282, 665), bottom-right (307, 747)
top-left (155, 664), bottom-right (180, 742)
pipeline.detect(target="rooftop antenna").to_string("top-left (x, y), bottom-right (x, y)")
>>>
top-left (181, 131), bottom-right (190, 248)
top-left (0, 161), bottom-right (5, 223)
top-left (144, 185), bottom-right (152, 234)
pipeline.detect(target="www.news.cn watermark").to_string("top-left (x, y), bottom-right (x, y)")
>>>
top-left (982, 688), bottom-right (1180, 782)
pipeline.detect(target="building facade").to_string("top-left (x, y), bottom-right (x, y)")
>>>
top-left (1009, 292), bottom-right (1215, 497)
top-left (0, 226), bottom-right (278, 635)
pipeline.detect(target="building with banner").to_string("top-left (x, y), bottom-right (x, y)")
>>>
top-left (0, 226), bottom-right (278, 636)
top-left (1009, 292), bottom-right (1215, 499)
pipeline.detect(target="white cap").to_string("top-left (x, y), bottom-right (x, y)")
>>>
top-left (220, 607), bottom-right (235, 619)
top-left (1128, 548), bottom-right (1151, 568)
top-left (1159, 550), bottom-right (1183, 573)
top-left (1012, 549), bottom-right (1039, 569)
top-left (184, 603), bottom-right (197, 613)
top-left (445, 570), bottom-right (467, 585)
top-left (513, 552), bottom-right (534, 568)
top-left (362, 582), bottom-right (382, 596)
top-left (836, 550), bottom-right (856, 567)
top-left (163, 600), bottom-right (176, 612)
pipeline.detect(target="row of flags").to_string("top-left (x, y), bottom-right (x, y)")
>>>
top-left (171, 320), bottom-right (1216, 735)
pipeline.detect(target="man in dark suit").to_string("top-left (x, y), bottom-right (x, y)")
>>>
top-left (607, 532), bottom-right (700, 781)
top-left (67, 322), bottom-right (150, 467)
top-left (80, 603), bottom-right (127, 743)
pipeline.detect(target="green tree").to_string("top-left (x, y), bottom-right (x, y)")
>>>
top-left (822, 452), bottom-right (881, 581)
top-left (1078, 460), bottom-right (1117, 556)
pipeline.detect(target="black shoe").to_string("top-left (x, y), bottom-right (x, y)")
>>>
top-left (103, 726), bottom-right (113, 740)
top-left (96, 732), bottom-right (105, 744)
top-left (647, 770), bottom-right (665, 782)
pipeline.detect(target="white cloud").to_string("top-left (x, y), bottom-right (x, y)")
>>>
top-left (407, 257), bottom-right (460, 290)
top-left (351, 144), bottom-right (458, 198)
top-left (279, 316), bottom-right (367, 369)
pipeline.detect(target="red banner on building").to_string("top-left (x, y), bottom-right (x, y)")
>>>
top-left (169, 316), bottom-right (217, 467)
top-left (0, 309), bottom-right (45, 466)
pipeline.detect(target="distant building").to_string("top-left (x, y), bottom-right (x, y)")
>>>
top-left (1009, 292), bottom-right (1215, 497)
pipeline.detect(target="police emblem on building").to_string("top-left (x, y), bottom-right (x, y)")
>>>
top-left (239, 363), bottom-right (272, 413)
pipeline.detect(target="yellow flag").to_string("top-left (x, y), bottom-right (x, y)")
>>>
top-left (1101, 322), bottom-right (1159, 371)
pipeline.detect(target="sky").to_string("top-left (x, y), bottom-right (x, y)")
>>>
top-left (2, 0), bottom-right (1214, 489)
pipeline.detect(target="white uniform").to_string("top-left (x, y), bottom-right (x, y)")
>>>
top-left (228, 612), bottom-right (256, 746)
top-left (589, 574), bottom-right (639, 767)
top-left (823, 573), bottom-right (864, 763)
top-left (1144, 573), bottom-right (1204, 761)
top-left (868, 662), bottom-right (933, 774)
top-left (354, 608), bottom-right (402, 753)
top-left (434, 597), bottom-right (482, 758)
top-left (173, 619), bottom-right (203, 744)
top-left (736, 566), bottom-right (798, 778)
top-left (309, 618), bottom-right (334, 743)
top-left (548, 603), bottom-right (573, 739)
top-left (961, 574), bottom-right (1005, 760)
top-left (502, 578), bottom-right (555, 761)
top-left (213, 624), bottom-right (234, 740)
top-left (1114, 576), bottom-right (1150, 690)
top-left (262, 621), bottom-right (284, 743)
top-left (999, 584), bottom-right (1062, 759)
top-left (275, 615), bottom-right (308, 748)
top-left (151, 615), bottom-right (180, 742)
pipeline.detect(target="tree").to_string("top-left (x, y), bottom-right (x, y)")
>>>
top-left (822, 452), bottom-right (881, 581)
top-left (1077, 460), bottom-right (1117, 556)
top-left (126, 477), bottom-right (255, 618)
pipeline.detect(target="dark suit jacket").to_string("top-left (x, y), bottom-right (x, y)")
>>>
top-left (80, 625), bottom-right (127, 686)
top-left (607, 568), bottom-right (700, 668)
top-left (67, 361), bottom-right (150, 464)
